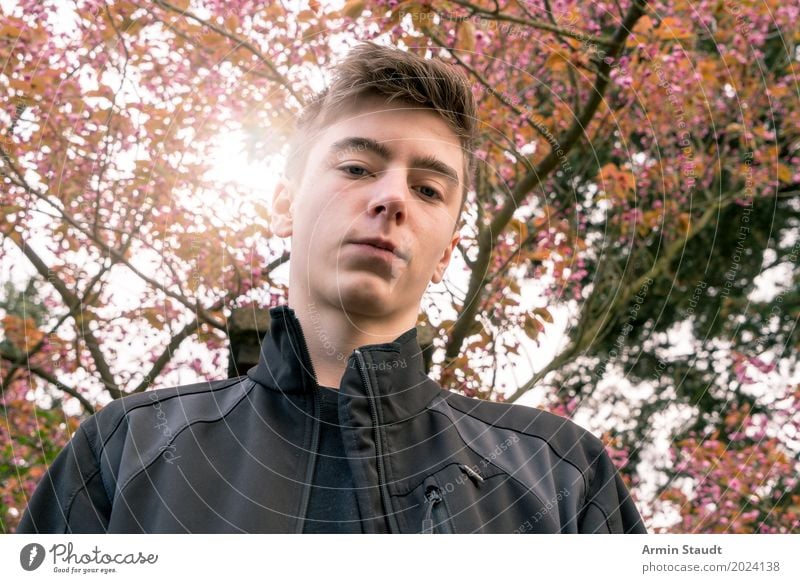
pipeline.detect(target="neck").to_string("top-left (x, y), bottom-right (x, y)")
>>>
top-left (289, 298), bottom-right (417, 389)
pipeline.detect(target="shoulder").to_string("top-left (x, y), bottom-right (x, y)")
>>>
top-left (79, 375), bottom-right (255, 448)
top-left (435, 390), bottom-right (608, 475)
top-left (70, 376), bottom-right (257, 495)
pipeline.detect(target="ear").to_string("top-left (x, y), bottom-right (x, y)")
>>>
top-left (431, 231), bottom-right (460, 284)
top-left (271, 176), bottom-right (296, 238)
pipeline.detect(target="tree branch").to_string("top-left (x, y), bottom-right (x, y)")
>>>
top-left (130, 316), bottom-right (206, 394)
top-left (0, 148), bottom-right (227, 331)
top-left (0, 350), bottom-right (96, 415)
top-left (446, 0), bottom-right (616, 47)
top-left (426, 26), bottom-right (558, 146)
top-left (7, 237), bottom-right (122, 399)
top-left (445, 0), bottom-right (649, 366)
top-left (506, 189), bottom-right (727, 403)
top-left (152, 0), bottom-right (303, 105)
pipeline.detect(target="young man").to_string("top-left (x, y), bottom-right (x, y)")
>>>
top-left (17, 42), bottom-right (646, 534)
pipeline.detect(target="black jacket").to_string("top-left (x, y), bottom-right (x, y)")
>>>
top-left (17, 305), bottom-right (647, 533)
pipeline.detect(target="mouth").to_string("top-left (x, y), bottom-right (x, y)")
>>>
top-left (348, 237), bottom-right (408, 261)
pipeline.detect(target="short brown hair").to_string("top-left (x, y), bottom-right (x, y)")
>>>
top-left (285, 41), bottom-right (479, 219)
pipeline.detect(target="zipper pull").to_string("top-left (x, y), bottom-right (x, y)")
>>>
top-left (421, 486), bottom-right (443, 534)
top-left (459, 463), bottom-right (484, 484)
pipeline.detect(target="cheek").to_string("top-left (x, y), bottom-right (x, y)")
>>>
top-left (414, 237), bottom-right (449, 274)
top-left (299, 215), bottom-right (348, 261)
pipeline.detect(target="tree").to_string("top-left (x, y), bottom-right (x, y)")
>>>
top-left (1, 0), bottom-right (797, 532)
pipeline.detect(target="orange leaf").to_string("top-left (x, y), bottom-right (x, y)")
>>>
top-left (777, 163), bottom-right (793, 183)
top-left (457, 20), bottom-right (476, 53)
top-left (529, 248), bottom-right (550, 261)
top-left (533, 307), bottom-right (553, 323)
top-left (633, 15), bottom-right (654, 35)
top-left (545, 51), bottom-right (571, 72)
top-left (342, 0), bottom-right (366, 19)
top-left (523, 314), bottom-right (545, 340)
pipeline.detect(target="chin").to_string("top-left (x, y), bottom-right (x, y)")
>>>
top-left (330, 277), bottom-right (398, 316)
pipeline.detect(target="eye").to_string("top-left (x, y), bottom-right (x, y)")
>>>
top-left (340, 165), bottom-right (370, 178)
top-left (416, 185), bottom-right (442, 200)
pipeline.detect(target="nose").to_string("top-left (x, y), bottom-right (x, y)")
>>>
top-left (367, 169), bottom-right (407, 224)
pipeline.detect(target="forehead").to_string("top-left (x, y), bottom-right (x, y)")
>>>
top-left (311, 96), bottom-right (464, 175)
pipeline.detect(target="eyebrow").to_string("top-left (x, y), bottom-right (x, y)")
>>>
top-left (329, 136), bottom-right (460, 188)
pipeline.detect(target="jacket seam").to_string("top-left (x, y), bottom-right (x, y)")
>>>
top-left (443, 399), bottom-right (593, 497)
top-left (340, 405), bottom-right (374, 531)
top-left (581, 455), bottom-right (628, 530)
top-left (84, 419), bottom-right (116, 506)
top-left (296, 391), bottom-right (318, 534)
top-left (96, 377), bottom-right (247, 453)
top-left (116, 379), bottom-right (255, 494)
top-left (424, 407), bottom-right (549, 510)
top-left (578, 499), bottom-right (612, 533)
top-left (390, 457), bottom-right (506, 499)
top-left (63, 468), bottom-right (107, 533)
top-left (364, 350), bottom-right (399, 533)
top-left (53, 425), bottom-right (111, 533)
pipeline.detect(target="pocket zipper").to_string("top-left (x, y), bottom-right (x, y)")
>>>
top-left (421, 484), bottom-right (454, 534)
top-left (459, 463), bottom-right (484, 484)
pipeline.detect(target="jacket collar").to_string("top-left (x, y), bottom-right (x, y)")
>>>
top-left (247, 304), bottom-right (443, 419)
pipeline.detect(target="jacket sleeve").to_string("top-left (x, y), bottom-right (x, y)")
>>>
top-left (577, 446), bottom-right (647, 534)
top-left (15, 419), bottom-right (113, 534)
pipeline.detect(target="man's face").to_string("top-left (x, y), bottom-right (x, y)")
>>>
top-left (272, 96), bottom-right (464, 321)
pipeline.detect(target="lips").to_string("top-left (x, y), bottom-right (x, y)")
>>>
top-left (348, 237), bottom-right (408, 261)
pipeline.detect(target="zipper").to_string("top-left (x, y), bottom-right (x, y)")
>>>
top-left (354, 348), bottom-right (397, 533)
top-left (459, 463), bottom-right (484, 485)
top-left (290, 313), bottom-right (321, 534)
top-left (421, 483), bottom-right (454, 534)
top-left (290, 312), bottom-right (319, 387)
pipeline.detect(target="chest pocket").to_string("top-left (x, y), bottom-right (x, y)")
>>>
top-left (392, 459), bottom-right (528, 533)
top-left (412, 396), bottom-right (586, 533)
